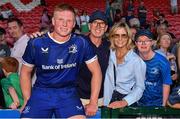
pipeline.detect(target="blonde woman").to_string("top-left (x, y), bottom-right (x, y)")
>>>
top-left (103, 22), bottom-right (146, 109)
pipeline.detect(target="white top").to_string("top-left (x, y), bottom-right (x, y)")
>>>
top-left (11, 34), bottom-right (29, 73)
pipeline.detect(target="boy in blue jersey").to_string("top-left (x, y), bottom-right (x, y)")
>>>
top-left (20, 3), bottom-right (102, 118)
top-left (135, 29), bottom-right (172, 106)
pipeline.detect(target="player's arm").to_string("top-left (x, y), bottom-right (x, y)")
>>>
top-left (20, 64), bottom-right (33, 112)
top-left (162, 57), bottom-right (172, 106)
top-left (163, 84), bottom-right (170, 106)
top-left (85, 59), bottom-right (102, 116)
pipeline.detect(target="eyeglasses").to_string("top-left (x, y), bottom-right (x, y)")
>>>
top-left (136, 40), bottom-right (152, 45)
top-left (112, 34), bottom-right (128, 39)
top-left (92, 21), bottom-right (106, 28)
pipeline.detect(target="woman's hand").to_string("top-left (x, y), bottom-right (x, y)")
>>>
top-left (108, 100), bottom-right (128, 109)
top-left (167, 54), bottom-right (176, 61)
top-left (171, 73), bottom-right (178, 80)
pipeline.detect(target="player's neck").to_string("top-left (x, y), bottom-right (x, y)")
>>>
top-left (139, 50), bottom-right (155, 60)
top-left (51, 32), bottom-right (71, 42)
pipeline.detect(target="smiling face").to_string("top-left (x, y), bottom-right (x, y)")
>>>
top-left (89, 19), bottom-right (108, 38)
top-left (113, 27), bottom-right (129, 49)
top-left (109, 22), bottom-right (133, 50)
top-left (135, 35), bottom-right (154, 54)
top-left (8, 21), bottom-right (23, 40)
top-left (159, 34), bottom-right (171, 49)
top-left (52, 10), bottom-right (75, 38)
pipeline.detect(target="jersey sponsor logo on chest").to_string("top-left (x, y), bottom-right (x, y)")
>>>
top-left (42, 63), bottom-right (77, 70)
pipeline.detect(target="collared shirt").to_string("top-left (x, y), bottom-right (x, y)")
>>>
top-left (104, 49), bottom-right (146, 106)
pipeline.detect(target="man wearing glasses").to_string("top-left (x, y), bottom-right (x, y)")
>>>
top-left (77, 10), bottom-right (110, 118)
top-left (135, 29), bottom-right (172, 106)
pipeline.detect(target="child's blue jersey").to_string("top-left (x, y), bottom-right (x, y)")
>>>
top-left (139, 52), bottom-right (172, 106)
top-left (22, 33), bottom-right (97, 88)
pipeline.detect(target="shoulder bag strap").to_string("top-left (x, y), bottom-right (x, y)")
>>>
top-left (113, 64), bottom-right (116, 87)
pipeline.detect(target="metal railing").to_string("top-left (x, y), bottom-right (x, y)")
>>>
top-left (101, 106), bottom-right (180, 118)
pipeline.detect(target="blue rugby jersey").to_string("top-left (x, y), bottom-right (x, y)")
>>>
top-left (139, 52), bottom-right (172, 106)
top-left (22, 33), bottom-right (96, 88)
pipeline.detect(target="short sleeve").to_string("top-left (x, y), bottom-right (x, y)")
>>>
top-left (81, 37), bottom-right (97, 64)
top-left (162, 59), bottom-right (172, 85)
top-left (22, 39), bottom-right (35, 67)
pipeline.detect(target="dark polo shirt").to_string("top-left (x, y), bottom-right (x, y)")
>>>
top-left (77, 35), bottom-right (110, 99)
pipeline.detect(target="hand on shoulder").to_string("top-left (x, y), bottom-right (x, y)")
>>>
top-left (29, 31), bottom-right (45, 39)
